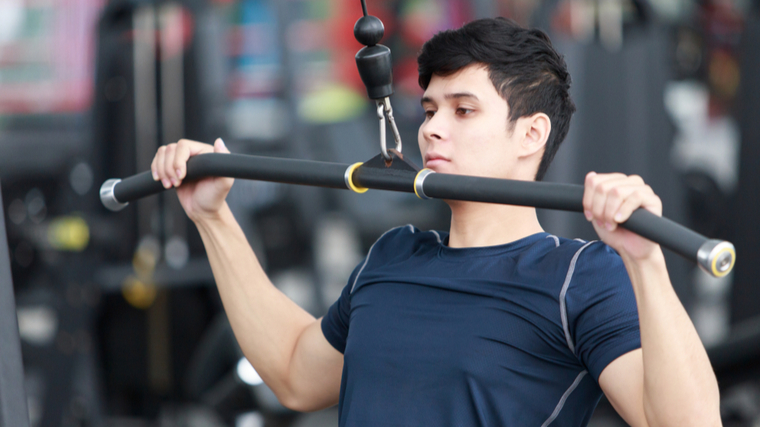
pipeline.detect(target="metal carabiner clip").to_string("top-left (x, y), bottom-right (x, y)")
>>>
top-left (383, 98), bottom-right (402, 155)
top-left (376, 101), bottom-right (389, 160)
top-left (377, 97), bottom-right (402, 161)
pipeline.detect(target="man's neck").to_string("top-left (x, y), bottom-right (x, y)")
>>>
top-left (447, 201), bottom-right (544, 248)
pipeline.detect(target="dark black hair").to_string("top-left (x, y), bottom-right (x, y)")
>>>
top-left (417, 18), bottom-right (575, 181)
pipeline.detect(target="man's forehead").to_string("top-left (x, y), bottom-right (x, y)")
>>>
top-left (421, 66), bottom-right (495, 103)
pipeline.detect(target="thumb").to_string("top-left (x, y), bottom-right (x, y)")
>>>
top-left (214, 138), bottom-right (230, 154)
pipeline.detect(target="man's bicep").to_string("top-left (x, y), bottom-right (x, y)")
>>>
top-left (288, 318), bottom-right (343, 411)
top-left (285, 258), bottom-right (356, 411)
top-left (599, 348), bottom-right (648, 427)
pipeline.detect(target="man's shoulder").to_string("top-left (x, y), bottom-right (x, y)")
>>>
top-left (548, 236), bottom-right (622, 262)
top-left (373, 224), bottom-right (443, 246)
top-left (536, 235), bottom-right (628, 282)
top-left (369, 228), bottom-right (623, 269)
top-left (543, 237), bottom-right (631, 292)
top-left (364, 225), bottom-right (442, 261)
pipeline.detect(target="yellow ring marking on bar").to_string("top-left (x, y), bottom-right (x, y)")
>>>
top-left (711, 246), bottom-right (736, 277)
top-left (346, 162), bottom-right (368, 193)
top-left (414, 168), bottom-right (432, 199)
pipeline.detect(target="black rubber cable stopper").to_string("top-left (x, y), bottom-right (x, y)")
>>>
top-left (354, 15), bottom-right (393, 100)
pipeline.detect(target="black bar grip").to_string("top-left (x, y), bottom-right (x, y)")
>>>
top-left (623, 210), bottom-right (734, 278)
top-left (101, 154), bottom-right (735, 277)
top-left (422, 173), bottom-right (584, 211)
top-left (417, 172), bottom-right (735, 277)
top-left (100, 153), bottom-right (350, 209)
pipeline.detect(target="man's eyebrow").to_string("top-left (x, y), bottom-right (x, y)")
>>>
top-left (445, 92), bottom-right (479, 101)
top-left (420, 92), bottom-right (479, 106)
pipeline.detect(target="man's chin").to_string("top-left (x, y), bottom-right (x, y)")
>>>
top-left (424, 160), bottom-right (453, 173)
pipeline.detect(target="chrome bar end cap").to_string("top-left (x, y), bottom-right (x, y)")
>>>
top-left (697, 239), bottom-right (736, 278)
top-left (100, 179), bottom-right (129, 212)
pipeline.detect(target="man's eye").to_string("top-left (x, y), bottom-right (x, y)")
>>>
top-left (424, 110), bottom-right (436, 118)
top-left (457, 108), bottom-right (473, 115)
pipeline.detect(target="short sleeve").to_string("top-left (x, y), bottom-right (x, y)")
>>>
top-left (565, 242), bottom-right (641, 381)
top-left (321, 225), bottom-right (420, 354)
top-left (320, 263), bottom-right (362, 354)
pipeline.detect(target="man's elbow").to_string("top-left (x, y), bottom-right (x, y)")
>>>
top-left (273, 378), bottom-right (337, 413)
top-left (277, 391), bottom-right (332, 413)
top-left (688, 383), bottom-right (722, 426)
top-left (652, 412), bottom-right (721, 427)
top-left (278, 392), bottom-right (307, 412)
top-left (646, 388), bottom-right (721, 427)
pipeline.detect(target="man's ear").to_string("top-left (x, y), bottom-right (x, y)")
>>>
top-left (517, 113), bottom-right (551, 158)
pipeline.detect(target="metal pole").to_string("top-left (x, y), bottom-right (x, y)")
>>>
top-left (0, 182), bottom-right (31, 427)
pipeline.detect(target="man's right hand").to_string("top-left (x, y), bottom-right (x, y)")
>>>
top-left (150, 138), bottom-right (234, 222)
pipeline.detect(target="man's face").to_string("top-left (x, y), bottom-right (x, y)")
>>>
top-left (418, 64), bottom-right (524, 180)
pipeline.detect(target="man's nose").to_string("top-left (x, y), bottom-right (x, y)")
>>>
top-left (421, 113), bottom-right (447, 141)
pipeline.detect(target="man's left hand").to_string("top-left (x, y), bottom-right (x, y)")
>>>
top-left (582, 172), bottom-right (663, 261)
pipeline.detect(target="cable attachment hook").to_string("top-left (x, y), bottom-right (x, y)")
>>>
top-left (376, 98), bottom-right (402, 161)
top-left (383, 97), bottom-right (402, 157)
top-left (354, 0), bottom-right (403, 161)
top-left (376, 101), bottom-right (388, 160)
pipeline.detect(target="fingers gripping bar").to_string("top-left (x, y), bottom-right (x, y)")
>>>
top-left (101, 153), bottom-right (735, 278)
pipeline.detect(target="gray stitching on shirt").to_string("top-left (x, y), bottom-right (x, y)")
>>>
top-left (546, 235), bottom-right (560, 247)
top-left (540, 370), bottom-right (588, 427)
top-left (430, 230), bottom-right (442, 243)
top-left (560, 241), bottom-right (596, 354)
top-left (351, 226), bottom-right (411, 294)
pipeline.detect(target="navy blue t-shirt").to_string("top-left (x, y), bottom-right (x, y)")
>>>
top-left (321, 225), bottom-right (641, 427)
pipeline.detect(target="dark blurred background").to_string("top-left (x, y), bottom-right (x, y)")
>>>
top-left (0, 0), bottom-right (759, 425)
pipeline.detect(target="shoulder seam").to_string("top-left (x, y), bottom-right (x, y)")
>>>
top-left (350, 226), bottom-right (411, 294)
top-left (559, 240), bottom-right (597, 354)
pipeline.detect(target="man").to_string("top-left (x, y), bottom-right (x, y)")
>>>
top-left (151, 18), bottom-right (720, 426)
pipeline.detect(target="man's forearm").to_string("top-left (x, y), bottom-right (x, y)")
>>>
top-left (194, 202), bottom-right (317, 400)
top-left (623, 249), bottom-right (721, 426)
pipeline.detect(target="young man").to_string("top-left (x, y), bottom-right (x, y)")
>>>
top-left (152, 18), bottom-right (720, 426)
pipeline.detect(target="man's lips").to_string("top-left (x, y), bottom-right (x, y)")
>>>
top-left (424, 154), bottom-right (450, 167)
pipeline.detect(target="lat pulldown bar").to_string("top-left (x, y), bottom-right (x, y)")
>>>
top-left (100, 152), bottom-right (736, 278)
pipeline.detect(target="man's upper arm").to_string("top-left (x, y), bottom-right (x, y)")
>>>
top-left (287, 318), bottom-right (343, 412)
top-left (568, 244), bottom-right (646, 423)
top-left (568, 243), bottom-right (641, 378)
top-left (599, 348), bottom-right (648, 427)
top-left (284, 259), bottom-right (359, 411)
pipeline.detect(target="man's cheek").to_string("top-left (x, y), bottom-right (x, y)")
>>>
top-left (417, 130), bottom-right (427, 152)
